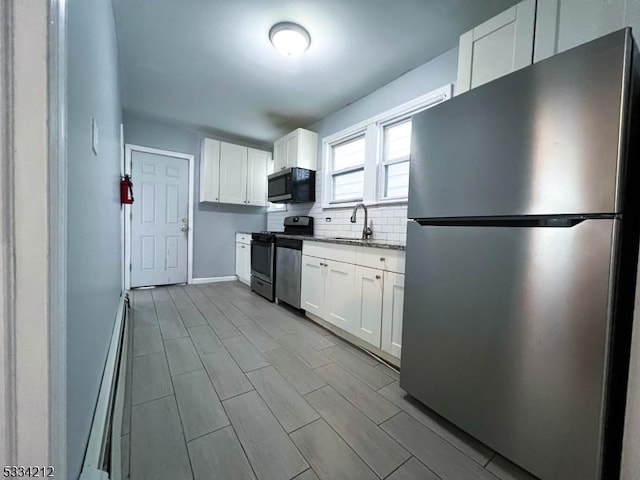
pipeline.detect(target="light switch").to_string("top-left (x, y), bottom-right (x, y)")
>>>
top-left (92, 118), bottom-right (99, 156)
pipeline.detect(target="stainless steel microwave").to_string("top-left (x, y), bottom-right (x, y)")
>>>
top-left (267, 167), bottom-right (316, 203)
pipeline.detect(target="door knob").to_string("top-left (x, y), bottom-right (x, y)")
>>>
top-left (375, 275), bottom-right (381, 280)
top-left (181, 225), bottom-right (189, 232)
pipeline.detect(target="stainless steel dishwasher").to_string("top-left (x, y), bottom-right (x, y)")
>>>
top-left (275, 215), bottom-right (313, 309)
top-left (275, 237), bottom-right (303, 308)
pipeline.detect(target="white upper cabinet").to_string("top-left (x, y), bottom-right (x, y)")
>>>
top-left (200, 139), bottom-right (270, 206)
top-left (534, 0), bottom-right (634, 62)
top-left (247, 148), bottom-right (269, 206)
top-left (273, 128), bottom-right (318, 171)
top-left (200, 138), bottom-right (220, 202)
top-left (219, 142), bottom-right (248, 205)
top-left (274, 137), bottom-right (288, 172)
top-left (456, 0), bottom-right (536, 95)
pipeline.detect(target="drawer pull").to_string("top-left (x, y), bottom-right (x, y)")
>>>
top-left (379, 257), bottom-right (385, 261)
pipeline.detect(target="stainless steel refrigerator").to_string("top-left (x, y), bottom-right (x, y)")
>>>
top-left (401, 29), bottom-right (640, 480)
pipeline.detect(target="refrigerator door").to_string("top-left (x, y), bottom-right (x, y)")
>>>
top-left (408, 29), bottom-right (632, 220)
top-left (400, 219), bottom-right (617, 480)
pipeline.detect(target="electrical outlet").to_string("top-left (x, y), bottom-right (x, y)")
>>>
top-left (92, 118), bottom-right (99, 156)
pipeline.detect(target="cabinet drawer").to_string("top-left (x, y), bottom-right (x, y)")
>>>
top-left (236, 233), bottom-right (251, 245)
top-left (303, 241), bottom-right (405, 273)
top-left (356, 248), bottom-right (405, 274)
top-left (303, 242), bottom-right (357, 264)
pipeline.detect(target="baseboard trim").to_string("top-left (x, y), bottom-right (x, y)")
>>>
top-left (79, 292), bottom-right (128, 480)
top-left (191, 276), bottom-right (237, 285)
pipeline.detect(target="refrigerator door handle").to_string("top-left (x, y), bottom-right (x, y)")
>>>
top-left (413, 215), bottom-right (619, 228)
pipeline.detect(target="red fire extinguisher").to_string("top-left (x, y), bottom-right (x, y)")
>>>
top-left (120, 174), bottom-right (134, 204)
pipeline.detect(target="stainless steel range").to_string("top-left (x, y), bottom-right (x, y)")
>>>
top-left (250, 216), bottom-right (314, 302)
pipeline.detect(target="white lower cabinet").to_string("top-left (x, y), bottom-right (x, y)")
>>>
top-left (235, 234), bottom-right (251, 285)
top-left (301, 256), bottom-right (324, 316)
top-left (324, 261), bottom-right (356, 333)
top-left (353, 266), bottom-right (383, 347)
top-left (301, 244), bottom-right (404, 360)
top-left (381, 271), bottom-right (405, 358)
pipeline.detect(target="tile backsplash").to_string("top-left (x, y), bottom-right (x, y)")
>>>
top-left (267, 175), bottom-right (408, 244)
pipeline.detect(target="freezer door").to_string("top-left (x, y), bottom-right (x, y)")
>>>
top-left (408, 29), bottom-right (632, 219)
top-left (400, 219), bottom-right (617, 480)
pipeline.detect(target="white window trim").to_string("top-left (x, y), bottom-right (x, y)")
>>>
top-left (322, 84), bottom-right (453, 209)
top-left (378, 117), bottom-right (412, 201)
top-left (327, 130), bottom-right (367, 205)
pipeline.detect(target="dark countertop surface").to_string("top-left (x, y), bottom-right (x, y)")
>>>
top-left (274, 233), bottom-right (406, 251)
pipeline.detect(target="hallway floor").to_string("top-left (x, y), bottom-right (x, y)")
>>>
top-left (121, 282), bottom-right (538, 480)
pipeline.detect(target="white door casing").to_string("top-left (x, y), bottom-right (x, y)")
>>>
top-left (125, 145), bottom-right (194, 289)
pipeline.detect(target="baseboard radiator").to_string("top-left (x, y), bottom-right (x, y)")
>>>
top-left (79, 292), bottom-right (130, 480)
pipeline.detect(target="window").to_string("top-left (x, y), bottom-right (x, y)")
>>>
top-left (330, 134), bottom-right (366, 203)
top-left (381, 119), bottom-right (412, 199)
top-left (322, 84), bottom-right (452, 208)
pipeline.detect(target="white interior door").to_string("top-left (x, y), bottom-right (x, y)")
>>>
top-left (131, 150), bottom-right (189, 287)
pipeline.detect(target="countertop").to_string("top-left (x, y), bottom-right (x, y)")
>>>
top-left (275, 234), bottom-right (406, 251)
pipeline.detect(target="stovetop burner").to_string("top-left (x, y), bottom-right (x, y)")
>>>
top-left (252, 216), bottom-right (314, 240)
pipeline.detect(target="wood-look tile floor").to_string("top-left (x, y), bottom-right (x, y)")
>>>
top-left (121, 281), bottom-right (540, 480)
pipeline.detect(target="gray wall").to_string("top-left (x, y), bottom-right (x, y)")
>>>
top-left (124, 114), bottom-right (267, 278)
top-left (309, 47), bottom-right (458, 139)
top-left (267, 47), bottom-right (458, 232)
top-left (67, 0), bottom-right (123, 477)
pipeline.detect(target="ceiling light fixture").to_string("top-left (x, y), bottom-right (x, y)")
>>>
top-left (269, 22), bottom-right (311, 57)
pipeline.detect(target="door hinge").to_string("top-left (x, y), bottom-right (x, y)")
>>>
top-left (129, 263), bottom-right (132, 271)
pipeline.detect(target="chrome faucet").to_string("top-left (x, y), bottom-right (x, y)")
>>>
top-left (350, 203), bottom-right (373, 240)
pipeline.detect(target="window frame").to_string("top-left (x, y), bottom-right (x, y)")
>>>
top-left (378, 116), bottom-right (413, 201)
top-left (328, 131), bottom-right (367, 204)
top-left (322, 84), bottom-right (453, 209)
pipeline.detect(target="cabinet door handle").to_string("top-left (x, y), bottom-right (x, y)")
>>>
top-left (375, 275), bottom-right (381, 280)
top-left (379, 257), bottom-right (385, 261)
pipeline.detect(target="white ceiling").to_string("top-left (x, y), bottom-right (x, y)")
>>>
top-left (113, 0), bottom-right (519, 144)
